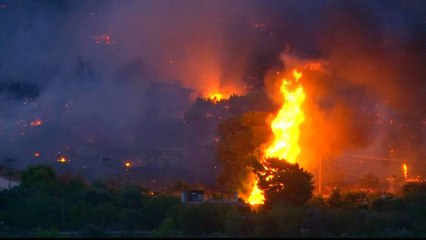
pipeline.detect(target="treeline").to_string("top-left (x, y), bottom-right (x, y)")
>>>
top-left (1, 164), bottom-right (426, 237)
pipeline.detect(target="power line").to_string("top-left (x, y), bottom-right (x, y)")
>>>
top-left (325, 166), bottom-right (375, 181)
top-left (325, 166), bottom-right (396, 184)
top-left (345, 154), bottom-right (424, 163)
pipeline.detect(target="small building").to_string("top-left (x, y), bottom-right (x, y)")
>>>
top-left (0, 176), bottom-right (20, 191)
top-left (181, 190), bottom-right (205, 203)
top-left (181, 189), bottom-right (239, 204)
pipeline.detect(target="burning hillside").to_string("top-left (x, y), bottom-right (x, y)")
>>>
top-left (0, 1), bottom-right (424, 204)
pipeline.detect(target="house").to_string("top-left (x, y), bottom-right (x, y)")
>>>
top-left (0, 176), bottom-right (20, 191)
top-left (181, 189), bottom-right (239, 204)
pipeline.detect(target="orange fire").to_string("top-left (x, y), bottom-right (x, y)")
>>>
top-left (30, 119), bottom-right (43, 127)
top-left (264, 69), bottom-right (305, 163)
top-left (57, 155), bottom-right (68, 163)
top-left (247, 180), bottom-right (265, 205)
top-left (124, 161), bottom-right (132, 168)
top-left (403, 163), bottom-right (408, 180)
top-left (402, 163), bottom-right (422, 182)
top-left (248, 68), bottom-right (306, 205)
top-left (208, 92), bottom-right (224, 103)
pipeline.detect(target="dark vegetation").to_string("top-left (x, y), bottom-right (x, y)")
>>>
top-left (1, 164), bottom-right (426, 237)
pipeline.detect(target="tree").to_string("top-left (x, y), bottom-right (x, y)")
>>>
top-left (216, 111), bottom-right (272, 196)
top-left (256, 158), bottom-right (314, 207)
top-left (152, 217), bottom-right (176, 237)
top-left (20, 165), bottom-right (57, 192)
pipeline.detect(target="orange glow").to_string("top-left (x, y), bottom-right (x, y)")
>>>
top-left (403, 163), bottom-right (408, 180)
top-left (402, 163), bottom-right (422, 183)
top-left (30, 119), bottom-right (43, 127)
top-left (34, 152), bottom-right (40, 158)
top-left (247, 180), bottom-right (265, 205)
top-left (124, 161), bottom-right (132, 168)
top-left (208, 92), bottom-right (224, 103)
top-left (248, 68), bottom-right (306, 205)
top-left (57, 155), bottom-right (68, 163)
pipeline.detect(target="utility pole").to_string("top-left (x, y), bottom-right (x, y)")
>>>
top-left (319, 157), bottom-right (322, 195)
top-left (5, 158), bottom-right (15, 189)
top-left (57, 155), bottom-right (69, 230)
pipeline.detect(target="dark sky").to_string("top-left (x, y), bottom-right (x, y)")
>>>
top-left (0, 0), bottom-right (424, 184)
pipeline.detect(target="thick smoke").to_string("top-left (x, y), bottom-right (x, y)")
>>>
top-left (0, 0), bottom-right (424, 190)
top-left (264, 0), bottom-right (426, 190)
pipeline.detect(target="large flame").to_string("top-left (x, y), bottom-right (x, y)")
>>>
top-left (247, 180), bottom-right (265, 205)
top-left (403, 163), bottom-right (408, 180)
top-left (208, 92), bottom-right (224, 103)
top-left (264, 69), bottom-right (305, 163)
top-left (248, 68), bottom-right (306, 205)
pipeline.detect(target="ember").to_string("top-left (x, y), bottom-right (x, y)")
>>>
top-left (30, 119), bottom-right (43, 127)
top-left (93, 35), bottom-right (112, 45)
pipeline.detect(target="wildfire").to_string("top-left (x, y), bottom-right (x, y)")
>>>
top-left (208, 92), bottom-right (224, 103)
top-left (264, 69), bottom-right (305, 163)
top-left (247, 180), bottom-right (265, 205)
top-left (248, 68), bottom-right (306, 205)
top-left (401, 163), bottom-right (422, 183)
top-left (93, 35), bottom-right (112, 45)
top-left (403, 163), bottom-right (408, 180)
top-left (30, 119), bottom-right (43, 127)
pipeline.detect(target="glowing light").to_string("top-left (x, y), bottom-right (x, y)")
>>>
top-left (124, 161), bottom-right (132, 169)
top-left (34, 152), bottom-right (40, 158)
top-left (57, 155), bottom-right (68, 163)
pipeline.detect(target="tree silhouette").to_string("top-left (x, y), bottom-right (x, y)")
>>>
top-left (256, 158), bottom-right (314, 207)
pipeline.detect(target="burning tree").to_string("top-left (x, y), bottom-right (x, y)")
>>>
top-left (255, 157), bottom-right (314, 207)
top-left (216, 111), bottom-right (272, 200)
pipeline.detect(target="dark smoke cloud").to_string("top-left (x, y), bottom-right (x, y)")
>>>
top-left (302, 0), bottom-right (426, 187)
top-left (0, 82), bottom-right (40, 101)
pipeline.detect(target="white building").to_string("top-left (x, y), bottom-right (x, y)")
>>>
top-left (0, 176), bottom-right (20, 190)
